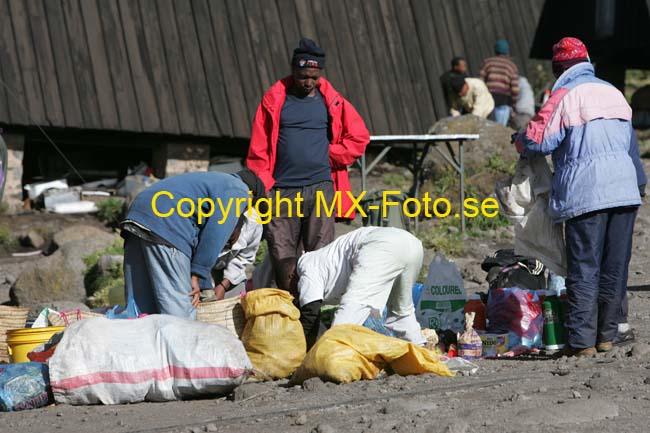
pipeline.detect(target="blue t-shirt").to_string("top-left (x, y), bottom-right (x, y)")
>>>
top-left (273, 90), bottom-right (332, 187)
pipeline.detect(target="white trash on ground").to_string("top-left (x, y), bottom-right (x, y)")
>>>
top-left (48, 315), bottom-right (253, 405)
top-left (23, 179), bottom-right (68, 200)
top-left (51, 201), bottom-right (98, 214)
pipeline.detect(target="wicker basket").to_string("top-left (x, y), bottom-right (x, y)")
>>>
top-left (0, 306), bottom-right (30, 363)
top-left (197, 297), bottom-right (246, 337)
top-left (47, 310), bottom-right (105, 327)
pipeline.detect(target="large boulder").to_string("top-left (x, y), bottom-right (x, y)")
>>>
top-left (422, 115), bottom-right (519, 202)
top-left (426, 114), bottom-right (518, 170)
top-left (10, 225), bottom-right (120, 307)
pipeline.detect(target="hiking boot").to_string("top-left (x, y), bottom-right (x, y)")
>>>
top-left (613, 328), bottom-right (635, 347)
top-left (560, 346), bottom-right (597, 358)
top-left (596, 341), bottom-right (613, 353)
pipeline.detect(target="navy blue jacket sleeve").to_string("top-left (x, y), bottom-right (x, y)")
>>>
top-left (191, 179), bottom-right (248, 288)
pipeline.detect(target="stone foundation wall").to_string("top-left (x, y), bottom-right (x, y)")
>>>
top-left (153, 142), bottom-right (210, 178)
top-left (2, 133), bottom-right (25, 213)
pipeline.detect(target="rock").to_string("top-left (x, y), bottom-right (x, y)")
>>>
top-left (572, 390), bottom-right (582, 399)
top-left (21, 230), bottom-right (45, 249)
top-left (312, 424), bottom-right (336, 433)
top-left (585, 375), bottom-right (611, 391)
top-left (303, 377), bottom-right (327, 392)
top-left (644, 377), bottom-right (650, 385)
top-left (515, 400), bottom-right (618, 425)
top-left (551, 367), bottom-right (571, 376)
top-left (631, 343), bottom-right (650, 358)
top-left (423, 115), bottom-right (518, 198)
top-left (205, 424), bottom-right (218, 432)
top-left (52, 225), bottom-right (116, 247)
top-left (231, 383), bottom-right (272, 401)
top-left (508, 393), bottom-right (531, 402)
top-left (11, 251), bottom-right (80, 305)
top-left (97, 255), bottom-right (123, 273)
top-left (10, 225), bottom-right (119, 307)
top-left (294, 414), bottom-right (307, 426)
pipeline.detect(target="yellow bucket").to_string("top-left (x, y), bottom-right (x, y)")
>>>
top-left (6, 327), bottom-right (66, 363)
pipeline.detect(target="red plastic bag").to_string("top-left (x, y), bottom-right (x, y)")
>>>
top-left (486, 287), bottom-right (543, 349)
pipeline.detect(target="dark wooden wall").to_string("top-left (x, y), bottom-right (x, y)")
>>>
top-left (0, 0), bottom-right (544, 138)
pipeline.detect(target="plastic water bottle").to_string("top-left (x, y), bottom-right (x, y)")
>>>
top-left (548, 271), bottom-right (566, 297)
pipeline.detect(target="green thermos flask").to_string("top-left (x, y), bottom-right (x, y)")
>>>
top-left (543, 296), bottom-right (566, 351)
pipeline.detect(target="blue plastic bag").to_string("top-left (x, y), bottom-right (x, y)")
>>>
top-left (360, 284), bottom-right (424, 337)
top-left (412, 283), bottom-right (424, 306)
top-left (0, 363), bottom-right (51, 411)
top-left (362, 313), bottom-right (395, 337)
top-left (105, 293), bottom-right (142, 319)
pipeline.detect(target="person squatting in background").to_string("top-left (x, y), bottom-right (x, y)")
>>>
top-left (440, 56), bottom-right (469, 113)
top-left (512, 75), bottom-right (536, 130)
top-left (448, 75), bottom-right (495, 119)
top-left (515, 37), bottom-right (646, 357)
top-left (121, 169), bottom-right (265, 319)
top-left (275, 227), bottom-right (426, 350)
top-left (246, 37), bottom-right (369, 285)
top-left (481, 39), bottom-right (520, 126)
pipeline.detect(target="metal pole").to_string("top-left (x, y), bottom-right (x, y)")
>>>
top-left (459, 140), bottom-right (465, 233)
top-left (413, 143), bottom-right (419, 232)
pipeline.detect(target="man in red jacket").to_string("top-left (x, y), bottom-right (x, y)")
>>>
top-left (246, 38), bottom-right (369, 279)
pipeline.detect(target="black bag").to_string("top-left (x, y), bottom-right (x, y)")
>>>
top-left (481, 249), bottom-right (546, 291)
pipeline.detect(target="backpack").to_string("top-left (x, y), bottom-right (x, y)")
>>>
top-left (481, 249), bottom-right (546, 291)
top-left (359, 190), bottom-right (410, 231)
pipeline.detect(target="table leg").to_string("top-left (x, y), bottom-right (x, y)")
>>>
top-left (460, 140), bottom-right (465, 233)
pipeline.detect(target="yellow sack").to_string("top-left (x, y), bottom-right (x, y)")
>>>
top-left (291, 325), bottom-right (454, 384)
top-left (241, 289), bottom-right (306, 379)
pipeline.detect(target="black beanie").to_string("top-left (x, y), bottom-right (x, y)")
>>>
top-left (236, 168), bottom-right (266, 203)
top-left (291, 38), bottom-right (325, 69)
top-left (450, 74), bottom-right (467, 93)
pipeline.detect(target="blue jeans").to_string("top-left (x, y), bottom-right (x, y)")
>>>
top-left (564, 207), bottom-right (637, 348)
top-left (490, 105), bottom-right (511, 126)
top-left (123, 234), bottom-right (196, 319)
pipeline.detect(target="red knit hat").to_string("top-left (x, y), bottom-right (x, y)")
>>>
top-left (552, 37), bottom-right (589, 62)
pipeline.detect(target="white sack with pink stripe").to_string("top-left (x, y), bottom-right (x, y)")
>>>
top-left (48, 315), bottom-right (253, 405)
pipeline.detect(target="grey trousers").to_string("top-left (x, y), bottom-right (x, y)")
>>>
top-left (123, 233), bottom-right (196, 319)
top-left (265, 180), bottom-right (336, 262)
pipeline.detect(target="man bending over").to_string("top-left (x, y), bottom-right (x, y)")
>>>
top-left (276, 227), bottom-right (426, 348)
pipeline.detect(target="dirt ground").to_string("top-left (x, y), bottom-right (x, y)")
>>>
top-left (2, 160), bottom-right (650, 433)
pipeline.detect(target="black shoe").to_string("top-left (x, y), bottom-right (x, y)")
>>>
top-left (613, 329), bottom-right (635, 347)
